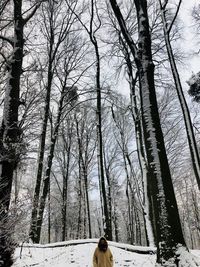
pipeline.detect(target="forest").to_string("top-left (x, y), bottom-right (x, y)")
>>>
top-left (0, 0), bottom-right (200, 266)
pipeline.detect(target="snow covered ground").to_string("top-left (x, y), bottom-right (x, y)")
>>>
top-left (13, 239), bottom-right (156, 267)
top-left (12, 239), bottom-right (200, 267)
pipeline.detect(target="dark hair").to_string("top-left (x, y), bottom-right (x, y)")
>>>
top-left (98, 237), bottom-right (108, 252)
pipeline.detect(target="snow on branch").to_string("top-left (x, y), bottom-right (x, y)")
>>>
top-left (19, 239), bottom-right (156, 254)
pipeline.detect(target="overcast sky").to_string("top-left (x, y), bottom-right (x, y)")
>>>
top-left (180, 0), bottom-right (200, 81)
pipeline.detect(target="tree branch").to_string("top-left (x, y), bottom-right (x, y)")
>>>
top-left (109, 0), bottom-right (138, 62)
top-left (65, 0), bottom-right (90, 35)
top-left (0, 51), bottom-right (8, 63)
top-left (0, 0), bottom-right (10, 17)
top-left (93, 0), bottom-right (101, 35)
top-left (163, 0), bottom-right (169, 10)
top-left (167, 0), bottom-right (182, 34)
top-left (0, 35), bottom-right (14, 47)
top-left (23, 1), bottom-right (44, 25)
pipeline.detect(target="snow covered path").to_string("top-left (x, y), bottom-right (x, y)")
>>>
top-left (13, 242), bottom-right (156, 267)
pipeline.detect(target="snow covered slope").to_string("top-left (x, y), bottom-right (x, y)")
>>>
top-left (12, 240), bottom-right (200, 267)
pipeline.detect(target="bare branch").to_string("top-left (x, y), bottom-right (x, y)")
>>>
top-left (167, 0), bottom-right (182, 34)
top-left (0, 0), bottom-right (10, 17)
top-left (64, 0), bottom-right (90, 35)
top-left (109, 0), bottom-right (138, 62)
top-left (23, 2), bottom-right (41, 25)
top-left (0, 51), bottom-right (8, 63)
top-left (93, 0), bottom-right (101, 35)
top-left (90, 0), bottom-right (94, 37)
top-left (163, 0), bottom-right (169, 10)
top-left (0, 35), bottom-right (14, 47)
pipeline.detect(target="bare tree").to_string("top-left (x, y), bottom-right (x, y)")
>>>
top-left (74, 107), bottom-right (95, 239)
top-left (60, 119), bottom-right (74, 241)
top-left (159, 0), bottom-right (200, 190)
top-left (87, 0), bottom-right (112, 240)
top-left (29, 0), bottom-right (79, 242)
top-left (0, 0), bottom-right (42, 264)
top-left (65, 0), bottom-right (113, 240)
top-left (108, 0), bottom-right (189, 265)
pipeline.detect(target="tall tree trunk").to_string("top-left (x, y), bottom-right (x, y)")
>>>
top-left (96, 62), bottom-right (112, 240)
top-left (83, 191), bottom-right (87, 239)
top-left (159, 0), bottom-right (200, 190)
top-left (0, 0), bottom-right (41, 262)
top-left (84, 132), bottom-right (93, 239)
top-left (0, 1), bottom-right (24, 265)
top-left (83, 160), bottom-right (92, 238)
top-left (111, 105), bottom-right (152, 245)
top-left (29, 32), bottom-right (54, 243)
top-left (103, 149), bottom-right (113, 241)
top-left (75, 117), bottom-right (92, 238)
top-left (61, 128), bottom-right (72, 241)
top-left (121, 38), bottom-right (155, 246)
top-left (84, 170), bottom-right (92, 238)
top-left (126, 183), bottom-right (133, 244)
top-left (54, 217), bottom-right (59, 243)
top-left (76, 154), bottom-right (82, 239)
top-left (109, 0), bottom-right (186, 264)
top-left (113, 203), bottom-right (119, 242)
top-left (134, 205), bottom-right (141, 245)
top-left (29, 0), bottom-right (71, 242)
top-left (124, 159), bottom-right (133, 243)
top-left (88, 0), bottom-right (112, 240)
top-left (61, 170), bottom-right (69, 241)
top-left (34, 84), bottom-right (67, 243)
top-left (48, 183), bottom-right (51, 243)
top-left (0, 0), bottom-right (24, 210)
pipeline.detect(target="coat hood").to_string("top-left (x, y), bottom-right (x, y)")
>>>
top-left (98, 237), bottom-right (108, 252)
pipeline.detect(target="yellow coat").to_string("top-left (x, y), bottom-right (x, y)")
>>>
top-left (93, 247), bottom-right (113, 267)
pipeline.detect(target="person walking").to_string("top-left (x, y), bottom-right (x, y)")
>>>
top-left (93, 237), bottom-right (113, 267)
